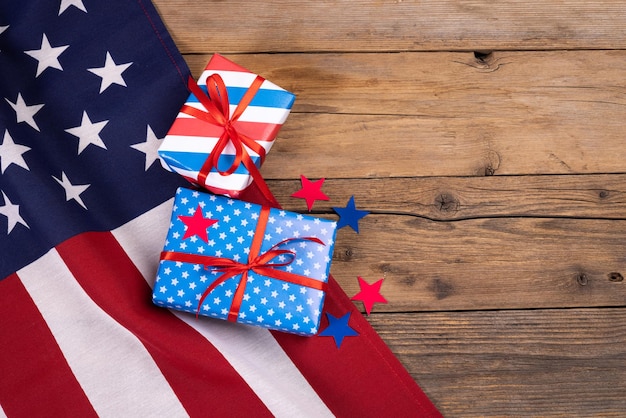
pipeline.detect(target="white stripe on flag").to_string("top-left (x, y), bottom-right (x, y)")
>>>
top-left (174, 312), bottom-right (334, 418)
top-left (0, 402), bottom-right (7, 418)
top-left (18, 249), bottom-right (188, 418)
top-left (178, 103), bottom-right (291, 125)
top-left (199, 70), bottom-right (285, 91)
top-left (112, 199), bottom-right (175, 281)
top-left (113, 200), bottom-right (335, 418)
top-left (160, 134), bottom-right (274, 157)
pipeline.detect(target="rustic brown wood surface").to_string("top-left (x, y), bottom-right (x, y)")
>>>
top-left (154, 1), bottom-right (626, 416)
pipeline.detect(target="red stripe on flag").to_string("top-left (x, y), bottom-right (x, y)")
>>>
top-left (273, 278), bottom-right (443, 418)
top-left (169, 117), bottom-right (282, 145)
top-left (0, 274), bottom-right (98, 417)
top-left (240, 182), bottom-right (444, 417)
top-left (55, 232), bottom-right (274, 418)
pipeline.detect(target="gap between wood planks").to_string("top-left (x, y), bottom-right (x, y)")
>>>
top-left (266, 175), bottom-right (626, 222)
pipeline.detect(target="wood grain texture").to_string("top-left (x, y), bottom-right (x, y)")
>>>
top-left (155, 1), bottom-right (626, 414)
top-left (272, 176), bottom-right (626, 311)
top-left (153, 1), bottom-right (626, 53)
top-left (328, 215), bottom-right (626, 311)
top-left (184, 52), bottom-right (626, 177)
top-left (268, 175), bottom-right (626, 220)
top-left (368, 309), bottom-right (626, 416)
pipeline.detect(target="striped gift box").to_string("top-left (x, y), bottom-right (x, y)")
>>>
top-left (158, 54), bottom-right (296, 196)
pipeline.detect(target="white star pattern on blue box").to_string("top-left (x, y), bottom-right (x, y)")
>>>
top-left (153, 187), bottom-right (338, 336)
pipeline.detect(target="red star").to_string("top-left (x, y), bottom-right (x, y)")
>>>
top-left (290, 175), bottom-right (330, 211)
top-left (177, 205), bottom-right (218, 243)
top-left (351, 276), bottom-right (388, 315)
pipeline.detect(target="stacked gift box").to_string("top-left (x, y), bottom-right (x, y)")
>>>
top-left (158, 54), bottom-right (295, 198)
top-left (153, 54), bottom-right (337, 336)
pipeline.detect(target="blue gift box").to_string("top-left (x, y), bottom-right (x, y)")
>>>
top-left (153, 187), bottom-right (338, 336)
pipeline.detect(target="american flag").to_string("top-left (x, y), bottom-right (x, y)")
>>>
top-left (0, 1), bottom-right (441, 416)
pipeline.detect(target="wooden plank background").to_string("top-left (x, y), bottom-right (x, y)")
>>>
top-left (154, 1), bottom-right (626, 415)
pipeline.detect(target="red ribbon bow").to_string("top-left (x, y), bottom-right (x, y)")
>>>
top-left (160, 206), bottom-right (327, 321)
top-left (181, 74), bottom-right (277, 205)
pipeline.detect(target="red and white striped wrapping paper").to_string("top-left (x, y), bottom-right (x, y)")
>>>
top-left (158, 54), bottom-right (296, 197)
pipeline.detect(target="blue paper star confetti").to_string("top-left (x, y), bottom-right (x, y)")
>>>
top-left (332, 196), bottom-right (369, 233)
top-left (318, 312), bottom-right (359, 348)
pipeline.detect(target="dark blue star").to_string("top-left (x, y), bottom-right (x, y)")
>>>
top-left (332, 196), bottom-right (369, 233)
top-left (318, 312), bottom-right (359, 348)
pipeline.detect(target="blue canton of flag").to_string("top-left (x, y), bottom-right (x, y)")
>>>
top-left (0, 0), bottom-right (190, 280)
top-left (153, 187), bottom-right (338, 336)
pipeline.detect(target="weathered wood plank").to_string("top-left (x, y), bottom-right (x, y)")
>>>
top-left (368, 308), bottom-right (626, 416)
top-left (262, 113), bottom-right (626, 177)
top-left (185, 51), bottom-right (626, 117)
top-left (154, 1), bottom-right (626, 53)
top-left (182, 52), bottom-right (626, 177)
top-left (326, 215), bottom-right (626, 311)
top-left (156, 3), bottom-right (626, 416)
top-left (268, 175), bottom-right (626, 221)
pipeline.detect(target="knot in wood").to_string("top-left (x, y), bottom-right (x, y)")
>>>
top-left (473, 51), bottom-right (493, 64)
top-left (575, 273), bottom-right (589, 286)
top-left (378, 262), bottom-right (391, 274)
top-left (469, 51), bottom-right (503, 72)
top-left (435, 193), bottom-right (459, 214)
top-left (608, 272), bottom-right (623, 282)
top-left (484, 165), bottom-right (496, 176)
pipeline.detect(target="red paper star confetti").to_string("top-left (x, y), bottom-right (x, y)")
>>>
top-left (351, 276), bottom-right (388, 315)
top-left (290, 175), bottom-right (330, 211)
top-left (177, 205), bottom-right (218, 242)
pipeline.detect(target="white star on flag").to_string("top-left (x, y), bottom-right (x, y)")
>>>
top-left (0, 191), bottom-right (29, 234)
top-left (0, 130), bottom-right (31, 174)
top-left (64, 111), bottom-right (109, 154)
top-left (5, 93), bottom-right (44, 131)
top-left (58, 0), bottom-right (87, 15)
top-left (88, 51), bottom-right (133, 93)
top-left (52, 171), bottom-right (91, 210)
top-left (130, 125), bottom-right (163, 170)
top-left (24, 34), bottom-right (69, 77)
